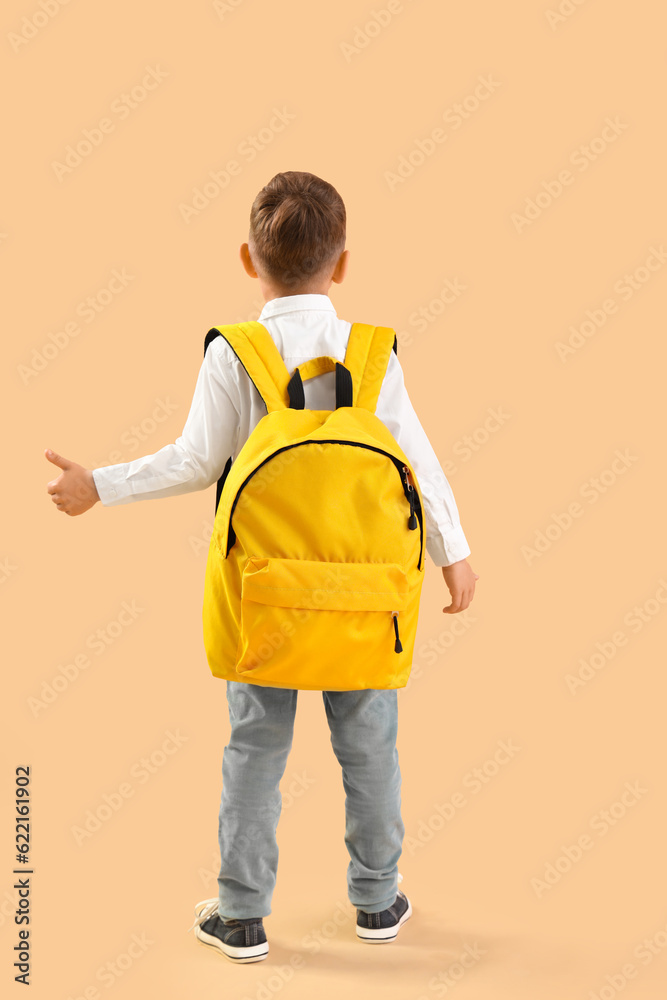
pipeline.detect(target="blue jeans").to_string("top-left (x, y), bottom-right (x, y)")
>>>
top-left (217, 680), bottom-right (405, 919)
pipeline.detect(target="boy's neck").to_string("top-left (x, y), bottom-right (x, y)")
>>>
top-left (260, 282), bottom-right (334, 303)
top-left (262, 289), bottom-right (331, 304)
top-left (240, 245), bottom-right (349, 304)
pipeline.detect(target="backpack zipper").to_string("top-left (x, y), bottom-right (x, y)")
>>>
top-left (402, 465), bottom-right (418, 530)
top-left (224, 439), bottom-right (424, 569)
top-left (391, 611), bottom-right (403, 653)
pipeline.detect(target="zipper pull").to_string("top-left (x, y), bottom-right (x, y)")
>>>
top-left (408, 492), bottom-right (417, 530)
top-left (403, 465), bottom-right (418, 530)
top-left (391, 611), bottom-right (403, 653)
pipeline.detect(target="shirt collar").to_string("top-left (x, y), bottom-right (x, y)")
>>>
top-left (258, 293), bottom-right (338, 321)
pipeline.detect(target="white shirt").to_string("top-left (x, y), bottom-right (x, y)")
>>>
top-left (92, 293), bottom-right (471, 567)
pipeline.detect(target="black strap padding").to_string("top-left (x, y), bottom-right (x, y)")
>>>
top-left (215, 455), bottom-right (232, 516)
top-left (335, 361), bottom-right (353, 407)
top-left (204, 328), bottom-right (221, 357)
top-left (287, 369), bottom-right (306, 409)
top-left (393, 333), bottom-right (397, 354)
top-left (205, 329), bottom-right (236, 517)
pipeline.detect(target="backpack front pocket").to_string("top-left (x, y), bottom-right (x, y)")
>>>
top-left (234, 556), bottom-right (419, 690)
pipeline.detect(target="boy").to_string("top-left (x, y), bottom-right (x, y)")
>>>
top-left (45, 171), bottom-right (478, 964)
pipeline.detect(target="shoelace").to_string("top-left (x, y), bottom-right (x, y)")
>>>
top-left (187, 898), bottom-right (222, 933)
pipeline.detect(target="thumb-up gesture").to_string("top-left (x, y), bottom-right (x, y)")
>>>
top-left (45, 449), bottom-right (100, 516)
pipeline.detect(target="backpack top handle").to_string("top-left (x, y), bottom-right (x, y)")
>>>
top-left (286, 355), bottom-right (353, 410)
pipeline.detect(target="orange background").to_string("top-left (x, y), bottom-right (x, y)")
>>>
top-left (4, 0), bottom-right (667, 997)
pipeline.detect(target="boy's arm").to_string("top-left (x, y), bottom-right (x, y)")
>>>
top-left (45, 339), bottom-right (239, 514)
top-left (91, 339), bottom-right (240, 506)
top-left (376, 349), bottom-right (471, 568)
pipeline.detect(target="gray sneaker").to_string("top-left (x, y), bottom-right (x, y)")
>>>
top-left (356, 882), bottom-right (413, 944)
top-left (189, 898), bottom-right (269, 963)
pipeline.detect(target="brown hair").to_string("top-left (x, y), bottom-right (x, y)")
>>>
top-left (248, 171), bottom-right (346, 290)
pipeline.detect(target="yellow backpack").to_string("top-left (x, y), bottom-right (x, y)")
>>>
top-left (201, 320), bottom-right (426, 691)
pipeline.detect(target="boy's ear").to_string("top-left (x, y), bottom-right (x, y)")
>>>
top-left (240, 243), bottom-right (258, 278)
top-left (331, 248), bottom-right (349, 285)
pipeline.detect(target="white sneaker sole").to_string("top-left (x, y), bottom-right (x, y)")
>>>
top-left (194, 924), bottom-right (269, 963)
top-left (356, 896), bottom-right (413, 943)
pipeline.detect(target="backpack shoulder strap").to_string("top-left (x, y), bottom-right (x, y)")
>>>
top-left (204, 320), bottom-right (291, 413)
top-left (204, 319), bottom-right (399, 415)
top-left (343, 323), bottom-right (398, 413)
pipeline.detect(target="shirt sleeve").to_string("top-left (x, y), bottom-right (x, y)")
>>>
top-left (376, 349), bottom-right (471, 568)
top-left (91, 339), bottom-right (240, 506)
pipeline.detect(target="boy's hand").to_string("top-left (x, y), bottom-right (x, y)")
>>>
top-left (45, 449), bottom-right (100, 516)
top-left (441, 559), bottom-right (478, 613)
